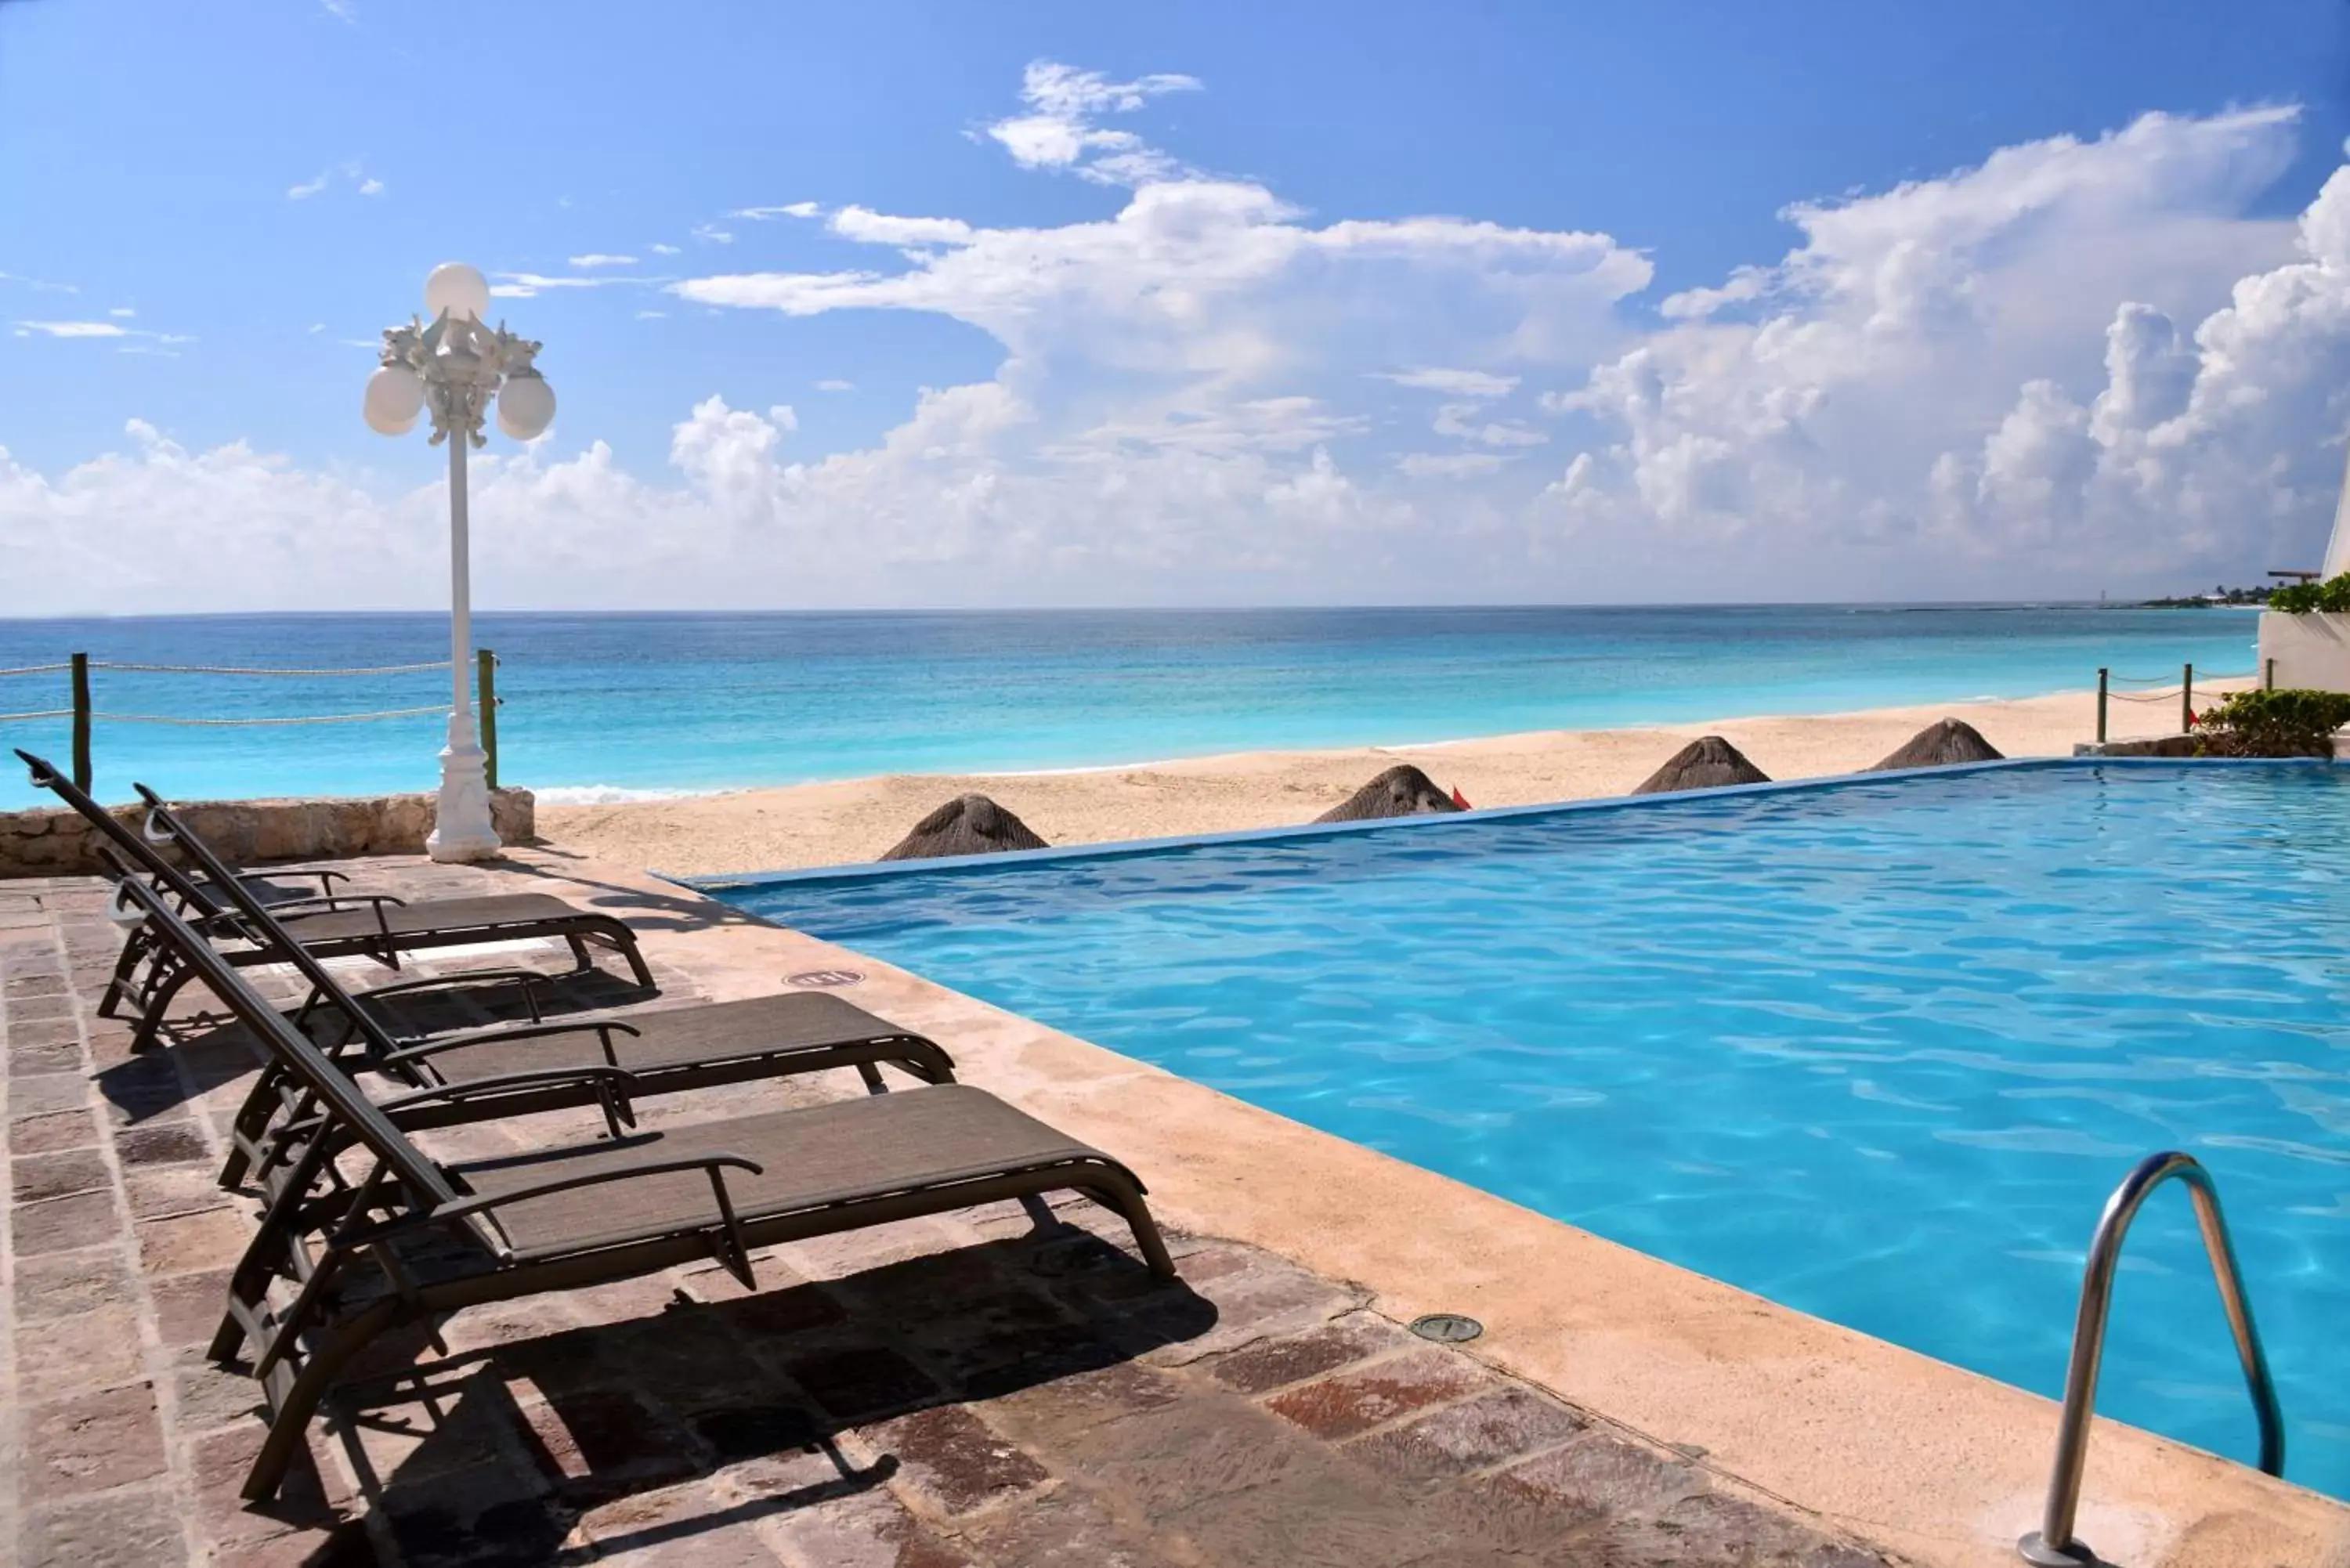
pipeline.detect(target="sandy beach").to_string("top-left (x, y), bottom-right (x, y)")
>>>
top-left (539, 681), bottom-right (2229, 877)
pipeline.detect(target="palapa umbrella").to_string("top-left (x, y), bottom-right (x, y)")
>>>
top-left (880, 793), bottom-right (1050, 861)
top-left (1314, 764), bottom-right (1466, 823)
top-left (1631, 735), bottom-right (1770, 794)
top-left (1867, 718), bottom-right (2003, 771)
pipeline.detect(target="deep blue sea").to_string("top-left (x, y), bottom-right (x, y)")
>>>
top-left (0, 605), bottom-right (2258, 811)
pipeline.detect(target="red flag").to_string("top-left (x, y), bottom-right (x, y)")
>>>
top-left (1451, 786), bottom-right (1472, 810)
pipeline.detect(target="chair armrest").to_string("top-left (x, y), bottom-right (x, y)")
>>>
top-left (376, 1064), bottom-right (642, 1138)
top-left (343, 1152), bottom-right (765, 1263)
top-left (295, 967), bottom-right (555, 1036)
top-left (266, 891), bottom-right (410, 916)
top-left (200, 868), bottom-right (349, 901)
top-left (381, 1018), bottom-right (641, 1068)
top-left (347, 968), bottom-right (552, 1023)
top-left (376, 1064), bottom-right (641, 1111)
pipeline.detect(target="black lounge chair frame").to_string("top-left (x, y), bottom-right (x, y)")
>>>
top-left (14, 751), bottom-right (653, 1049)
top-left (103, 878), bottom-right (1175, 1502)
top-left (112, 802), bottom-right (952, 1193)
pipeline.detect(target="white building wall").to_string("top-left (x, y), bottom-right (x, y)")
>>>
top-left (2257, 612), bottom-right (2350, 693)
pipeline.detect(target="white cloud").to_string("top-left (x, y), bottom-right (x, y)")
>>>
top-left (692, 224), bottom-right (735, 245)
top-left (1433, 403), bottom-right (1547, 447)
top-left (815, 379), bottom-right (855, 392)
top-left (319, 0), bottom-right (356, 20)
top-left (1542, 105), bottom-right (2347, 594)
top-left (1376, 368), bottom-right (1519, 399)
top-left (649, 243), bottom-right (682, 256)
top-left (0, 271), bottom-right (74, 294)
top-left (489, 272), bottom-right (646, 299)
top-left (287, 161), bottom-right (374, 201)
top-left (11, 75), bottom-right (2350, 612)
top-left (569, 253), bottom-right (638, 268)
top-left (731, 202), bottom-right (821, 221)
top-left (17, 320), bottom-right (128, 338)
top-left (636, 309), bottom-right (667, 320)
top-left (107, 307), bottom-right (136, 319)
top-left (829, 207), bottom-right (974, 248)
top-left (675, 178), bottom-right (1647, 381)
top-left (983, 60), bottom-right (1202, 186)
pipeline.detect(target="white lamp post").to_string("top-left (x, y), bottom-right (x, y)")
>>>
top-left (363, 262), bottom-right (557, 862)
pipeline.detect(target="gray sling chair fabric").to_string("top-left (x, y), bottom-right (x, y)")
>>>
top-left (112, 793), bottom-right (956, 1194)
top-left (99, 878), bottom-right (1177, 1502)
top-left (14, 750), bottom-right (654, 1051)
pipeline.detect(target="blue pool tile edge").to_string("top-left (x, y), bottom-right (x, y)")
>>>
top-left (668, 753), bottom-right (2345, 893)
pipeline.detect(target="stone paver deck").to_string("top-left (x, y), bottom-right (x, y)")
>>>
top-left (2, 858), bottom-right (1907, 1566)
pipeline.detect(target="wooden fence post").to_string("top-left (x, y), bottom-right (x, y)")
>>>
top-left (70, 653), bottom-right (92, 792)
top-left (477, 649), bottom-right (498, 791)
top-left (2095, 667), bottom-right (2108, 744)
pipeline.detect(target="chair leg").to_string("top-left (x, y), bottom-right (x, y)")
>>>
top-left (217, 1064), bottom-right (295, 1188)
top-left (98, 930), bottom-right (150, 1021)
top-left (240, 1301), bottom-right (400, 1501)
top-left (597, 925), bottom-right (656, 989)
top-left (128, 956), bottom-right (194, 1053)
top-left (1076, 1174), bottom-right (1179, 1281)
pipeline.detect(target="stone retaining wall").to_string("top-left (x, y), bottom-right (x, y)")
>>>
top-left (2070, 735), bottom-right (2200, 757)
top-left (0, 788), bottom-right (535, 878)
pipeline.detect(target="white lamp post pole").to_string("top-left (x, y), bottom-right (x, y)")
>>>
top-left (439, 424), bottom-right (488, 861)
top-left (363, 262), bottom-right (558, 863)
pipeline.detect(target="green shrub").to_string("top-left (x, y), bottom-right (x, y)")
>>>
top-left (2266, 571), bottom-right (2350, 613)
top-left (2194, 688), bottom-right (2350, 757)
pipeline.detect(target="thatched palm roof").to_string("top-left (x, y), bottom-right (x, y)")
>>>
top-left (1867, 718), bottom-right (2004, 771)
top-left (1632, 735), bottom-right (1770, 795)
top-left (1314, 764), bottom-right (1466, 823)
top-left (880, 793), bottom-right (1049, 861)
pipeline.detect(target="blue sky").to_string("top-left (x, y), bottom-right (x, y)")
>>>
top-left (4, 0), bottom-right (2348, 611)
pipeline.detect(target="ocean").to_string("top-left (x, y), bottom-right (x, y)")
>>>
top-left (0, 605), bottom-right (2261, 811)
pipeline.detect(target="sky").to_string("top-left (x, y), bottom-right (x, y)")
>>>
top-left (3, 0), bottom-right (2348, 613)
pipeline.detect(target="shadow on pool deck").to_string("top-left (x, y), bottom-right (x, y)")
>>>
top-left (5, 858), bottom-right (1910, 1568)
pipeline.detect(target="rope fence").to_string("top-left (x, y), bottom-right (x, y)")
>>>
top-left (0, 651), bottom-right (500, 790)
top-left (2093, 660), bottom-right (2274, 743)
top-left (87, 706), bottom-right (451, 727)
top-left (82, 659), bottom-right (451, 677)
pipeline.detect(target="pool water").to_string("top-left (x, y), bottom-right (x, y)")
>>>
top-left (711, 762), bottom-right (2350, 1498)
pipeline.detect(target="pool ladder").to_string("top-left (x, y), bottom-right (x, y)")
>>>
top-left (2018, 1151), bottom-right (2285, 1566)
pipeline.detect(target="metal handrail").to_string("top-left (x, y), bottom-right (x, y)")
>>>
top-left (2018, 1151), bottom-right (2284, 1566)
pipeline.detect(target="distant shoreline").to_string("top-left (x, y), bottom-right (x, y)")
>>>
top-left (0, 598), bottom-right (2268, 627)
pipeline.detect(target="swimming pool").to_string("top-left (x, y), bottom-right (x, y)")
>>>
top-left (705, 761), bottom-right (2350, 1499)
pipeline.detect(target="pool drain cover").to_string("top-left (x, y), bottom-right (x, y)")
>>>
top-left (786, 969), bottom-right (865, 988)
top-left (1409, 1313), bottom-right (1484, 1344)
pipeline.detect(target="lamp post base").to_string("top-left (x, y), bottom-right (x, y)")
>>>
top-left (427, 717), bottom-right (502, 864)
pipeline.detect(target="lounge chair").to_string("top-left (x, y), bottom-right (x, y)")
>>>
top-left (97, 878), bottom-right (1175, 1502)
top-left (111, 800), bottom-right (954, 1192)
top-left (15, 751), bottom-right (655, 1049)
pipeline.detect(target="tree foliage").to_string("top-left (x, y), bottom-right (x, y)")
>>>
top-left (2265, 572), bottom-right (2350, 614)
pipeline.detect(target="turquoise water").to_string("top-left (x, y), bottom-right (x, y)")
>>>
top-left (0, 605), bottom-right (2257, 810)
top-left (715, 762), bottom-right (2350, 1498)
